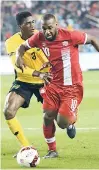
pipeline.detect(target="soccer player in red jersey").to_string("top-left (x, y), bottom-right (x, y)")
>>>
top-left (16, 14), bottom-right (99, 158)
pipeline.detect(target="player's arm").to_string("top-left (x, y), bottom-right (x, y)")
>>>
top-left (85, 34), bottom-right (99, 52)
top-left (6, 41), bottom-right (52, 83)
top-left (15, 34), bottom-right (53, 83)
top-left (16, 33), bottom-right (38, 70)
top-left (10, 53), bottom-right (52, 83)
top-left (5, 39), bottom-right (31, 73)
top-left (16, 41), bottom-right (30, 70)
top-left (70, 30), bottom-right (99, 52)
top-left (8, 52), bottom-right (37, 76)
top-left (5, 41), bottom-right (31, 75)
top-left (16, 52), bottom-right (52, 83)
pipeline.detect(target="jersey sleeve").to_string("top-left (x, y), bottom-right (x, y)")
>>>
top-left (26, 32), bottom-right (39, 48)
top-left (5, 40), bottom-right (12, 54)
top-left (70, 30), bottom-right (87, 46)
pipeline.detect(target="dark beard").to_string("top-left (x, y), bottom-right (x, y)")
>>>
top-left (46, 32), bottom-right (57, 41)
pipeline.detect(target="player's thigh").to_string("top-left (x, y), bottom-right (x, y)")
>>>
top-left (58, 87), bottom-right (83, 126)
top-left (43, 101), bottom-right (58, 125)
top-left (9, 80), bottom-right (33, 108)
top-left (40, 86), bottom-right (59, 123)
top-left (3, 91), bottom-right (25, 117)
top-left (57, 100), bottom-right (78, 128)
top-left (40, 85), bottom-right (60, 111)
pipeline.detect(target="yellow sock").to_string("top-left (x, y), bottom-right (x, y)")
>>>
top-left (7, 117), bottom-right (30, 147)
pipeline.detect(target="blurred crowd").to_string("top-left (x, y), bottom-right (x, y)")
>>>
top-left (1, 0), bottom-right (99, 54)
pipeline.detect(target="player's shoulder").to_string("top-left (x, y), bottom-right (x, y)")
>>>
top-left (58, 28), bottom-right (72, 39)
top-left (59, 28), bottom-right (84, 39)
top-left (5, 32), bottom-right (21, 45)
top-left (29, 47), bottom-right (41, 52)
top-left (29, 31), bottom-right (42, 42)
top-left (69, 29), bottom-right (85, 36)
top-left (59, 28), bottom-right (82, 34)
top-left (30, 30), bottom-right (45, 41)
top-left (69, 29), bottom-right (86, 40)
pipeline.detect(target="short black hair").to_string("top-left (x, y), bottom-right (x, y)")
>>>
top-left (16, 11), bottom-right (32, 25)
top-left (42, 13), bottom-right (56, 21)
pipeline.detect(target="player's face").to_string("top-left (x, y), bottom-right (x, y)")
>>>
top-left (20, 16), bottom-right (35, 36)
top-left (42, 18), bottom-right (58, 41)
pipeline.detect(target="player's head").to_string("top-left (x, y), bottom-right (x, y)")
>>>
top-left (16, 11), bottom-right (35, 37)
top-left (41, 14), bottom-right (58, 41)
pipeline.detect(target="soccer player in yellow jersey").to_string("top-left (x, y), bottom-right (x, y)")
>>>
top-left (3, 11), bottom-right (50, 150)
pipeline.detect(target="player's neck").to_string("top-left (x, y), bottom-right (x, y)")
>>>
top-left (20, 32), bottom-right (33, 40)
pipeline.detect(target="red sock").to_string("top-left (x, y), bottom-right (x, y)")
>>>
top-left (43, 121), bottom-right (56, 151)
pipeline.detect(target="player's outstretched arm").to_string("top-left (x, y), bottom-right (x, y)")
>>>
top-left (86, 35), bottom-right (99, 52)
top-left (16, 42), bottom-right (30, 71)
top-left (32, 71), bottom-right (53, 84)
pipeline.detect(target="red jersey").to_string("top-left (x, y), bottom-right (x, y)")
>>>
top-left (27, 28), bottom-right (87, 86)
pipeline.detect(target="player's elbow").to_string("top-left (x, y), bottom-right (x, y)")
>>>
top-left (86, 35), bottom-right (94, 44)
top-left (16, 44), bottom-right (27, 58)
top-left (19, 44), bottom-right (28, 53)
top-left (86, 35), bottom-right (99, 52)
top-left (91, 38), bottom-right (99, 52)
top-left (91, 37), bottom-right (96, 45)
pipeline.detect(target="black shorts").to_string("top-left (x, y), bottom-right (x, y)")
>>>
top-left (9, 80), bottom-right (44, 108)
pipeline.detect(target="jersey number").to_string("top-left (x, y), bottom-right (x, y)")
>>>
top-left (31, 52), bottom-right (36, 60)
top-left (42, 47), bottom-right (50, 57)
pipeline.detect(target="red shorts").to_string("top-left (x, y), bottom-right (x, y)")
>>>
top-left (40, 83), bottom-right (83, 124)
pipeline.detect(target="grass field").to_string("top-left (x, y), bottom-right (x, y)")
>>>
top-left (1, 71), bottom-right (99, 169)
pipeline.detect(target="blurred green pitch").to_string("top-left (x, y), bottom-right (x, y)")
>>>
top-left (1, 71), bottom-right (99, 169)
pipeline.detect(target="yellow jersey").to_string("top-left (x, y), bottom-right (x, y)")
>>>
top-left (5, 32), bottom-right (49, 84)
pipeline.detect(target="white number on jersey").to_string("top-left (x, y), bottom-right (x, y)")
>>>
top-left (42, 47), bottom-right (50, 57)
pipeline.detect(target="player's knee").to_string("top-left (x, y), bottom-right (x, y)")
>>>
top-left (43, 110), bottom-right (56, 126)
top-left (57, 119), bottom-right (68, 129)
top-left (3, 104), bottom-right (16, 120)
top-left (57, 114), bottom-right (69, 129)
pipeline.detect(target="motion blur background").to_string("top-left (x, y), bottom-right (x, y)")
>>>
top-left (0, 0), bottom-right (99, 74)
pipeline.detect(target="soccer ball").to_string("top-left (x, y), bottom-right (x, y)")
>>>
top-left (17, 146), bottom-right (40, 167)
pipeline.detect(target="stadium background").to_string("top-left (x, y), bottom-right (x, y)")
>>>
top-left (1, 0), bottom-right (99, 169)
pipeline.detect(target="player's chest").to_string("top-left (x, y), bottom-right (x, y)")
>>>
top-left (39, 40), bottom-right (71, 60)
top-left (23, 48), bottom-right (40, 61)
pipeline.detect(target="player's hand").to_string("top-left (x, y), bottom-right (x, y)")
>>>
top-left (16, 57), bottom-right (26, 72)
top-left (39, 72), bottom-right (53, 84)
top-left (40, 62), bottom-right (51, 71)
